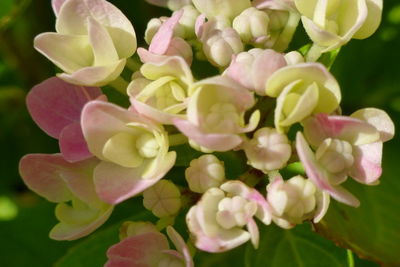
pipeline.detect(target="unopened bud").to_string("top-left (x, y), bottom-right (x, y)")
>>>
top-left (233, 7), bottom-right (270, 44)
top-left (143, 180), bottom-right (181, 218)
top-left (185, 154), bottom-right (225, 193)
top-left (244, 127), bottom-right (291, 172)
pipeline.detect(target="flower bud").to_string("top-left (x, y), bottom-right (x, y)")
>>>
top-left (233, 7), bottom-right (270, 44)
top-left (225, 48), bottom-right (287, 95)
top-left (185, 155), bottom-right (225, 193)
top-left (143, 180), bottom-right (181, 218)
top-left (244, 127), bottom-right (291, 172)
top-left (315, 138), bottom-right (354, 184)
top-left (174, 5), bottom-right (201, 40)
top-left (284, 51), bottom-right (304, 65)
top-left (202, 27), bottom-right (244, 67)
top-left (267, 175), bottom-right (329, 228)
top-left (265, 63), bottom-right (341, 132)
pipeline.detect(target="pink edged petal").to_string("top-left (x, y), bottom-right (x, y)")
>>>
top-left (52, 0), bottom-right (67, 16)
top-left (350, 142), bottom-right (383, 185)
top-left (149, 9), bottom-right (184, 55)
top-left (195, 14), bottom-right (206, 37)
top-left (50, 204), bottom-right (113, 240)
top-left (130, 96), bottom-right (183, 125)
top-left (303, 113), bottom-right (380, 147)
top-left (296, 132), bottom-right (360, 207)
top-left (58, 59), bottom-right (126, 87)
top-left (166, 227), bottom-right (194, 267)
top-left (106, 232), bottom-right (169, 267)
top-left (246, 218), bottom-right (259, 249)
top-left (59, 122), bottom-right (93, 163)
top-left (351, 108), bottom-right (395, 142)
top-left (27, 77), bottom-right (102, 138)
top-left (173, 118), bottom-right (243, 151)
top-left (93, 153), bottom-right (175, 204)
top-left (19, 154), bottom-right (73, 202)
top-left (137, 49), bottom-right (193, 86)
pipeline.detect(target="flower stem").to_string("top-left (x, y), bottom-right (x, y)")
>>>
top-left (109, 76), bottom-right (129, 95)
top-left (169, 133), bottom-right (188, 146)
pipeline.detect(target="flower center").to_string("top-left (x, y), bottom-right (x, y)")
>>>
top-left (215, 196), bottom-right (257, 229)
top-left (205, 103), bottom-right (240, 133)
top-left (136, 133), bottom-right (160, 158)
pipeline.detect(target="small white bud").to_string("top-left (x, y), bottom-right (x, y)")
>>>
top-left (244, 127), bottom-right (291, 173)
top-left (233, 7), bottom-right (270, 44)
top-left (185, 154), bottom-right (225, 193)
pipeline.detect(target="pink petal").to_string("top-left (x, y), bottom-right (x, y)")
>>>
top-left (166, 227), bottom-right (194, 267)
top-left (106, 232), bottom-right (169, 267)
top-left (173, 118), bottom-right (243, 152)
top-left (59, 122), bottom-right (93, 163)
top-left (195, 14), bottom-right (206, 38)
top-left (296, 132), bottom-right (360, 207)
top-left (26, 77), bottom-right (102, 138)
top-left (52, 0), bottom-right (67, 16)
top-left (303, 113), bottom-right (379, 147)
top-left (19, 154), bottom-right (99, 203)
top-left (94, 152), bottom-right (175, 204)
top-left (350, 142), bottom-right (383, 185)
top-left (149, 9), bottom-right (184, 55)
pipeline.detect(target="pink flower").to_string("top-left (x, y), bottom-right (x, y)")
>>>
top-left (106, 223), bottom-right (193, 267)
top-left (81, 101), bottom-right (176, 204)
top-left (296, 108), bottom-right (394, 206)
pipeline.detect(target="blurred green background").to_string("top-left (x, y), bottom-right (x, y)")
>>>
top-left (0, 0), bottom-right (399, 266)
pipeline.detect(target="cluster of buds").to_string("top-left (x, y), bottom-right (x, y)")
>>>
top-left (19, 0), bottom-right (393, 265)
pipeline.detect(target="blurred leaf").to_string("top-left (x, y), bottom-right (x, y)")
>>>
top-left (0, 197), bottom-right (77, 267)
top-left (315, 139), bottom-right (400, 266)
top-left (0, 0), bottom-right (15, 18)
top-left (244, 223), bottom-right (348, 267)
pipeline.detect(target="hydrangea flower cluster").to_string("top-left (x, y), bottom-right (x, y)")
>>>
top-left (19, 0), bottom-right (394, 265)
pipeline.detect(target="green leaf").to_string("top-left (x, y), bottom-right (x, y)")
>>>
top-left (55, 211), bottom-right (149, 267)
top-left (318, 48), bottom-right (341, 70)
top-left (315, 139), bottom-right (400, 266)
top-left (244, 223), bottom-right (348, 267)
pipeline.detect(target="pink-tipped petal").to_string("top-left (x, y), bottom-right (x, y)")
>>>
top-left (303, 113), bottom-right (380, 147)
top-left (166, 227), bottom-right (194, 267)
top-left (296, 132), bottom-right (360, 207)
top-left (52, 0), bottom-right (67, 16)
top-left (27, 77), bottom-right (102, 138)
top-left (59, 122), bottom-right (93, 163)
top-left (19, 154), bottom-right (73, 202)
top-left (350, 142), bottom-right (383, 185)
top-left (94, 151), bottom-right (175, 204)
top-left (106, 232), bottom-right (169, 267)
top-left (195, 14), bottom-right (206, 38)
top-left (173, 118), bottom-right (243, 151)
top-left (149, 9), bottom-right (184, 55)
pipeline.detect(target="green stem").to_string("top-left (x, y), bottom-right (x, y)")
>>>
top-left (169, 133), bottom-right (188, 146)
top-left (347, 250), bottom-right (355, 267)
top-left (239, 168), bottom-right (265, 188)
top-left (126, 58), bottom-right (141, 72)
top-left (109, 76), bottom-right (129, 95)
